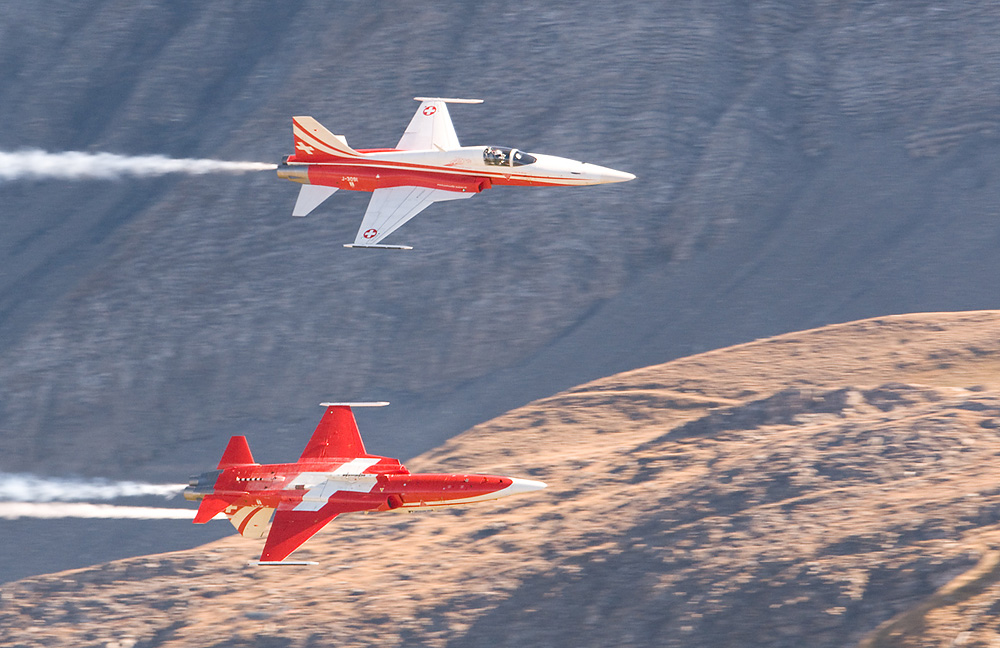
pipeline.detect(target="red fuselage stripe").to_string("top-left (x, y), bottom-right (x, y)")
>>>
top-left (287, 155), bottom-right (587, 188)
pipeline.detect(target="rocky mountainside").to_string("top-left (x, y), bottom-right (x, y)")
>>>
top-left (1, 2), bottom-right (999, 484)
top-left (1, 311), bottom-right (999, 647)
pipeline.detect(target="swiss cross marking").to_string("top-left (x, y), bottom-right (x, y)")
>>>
top-left (296, 142), bottom-right (315, 155)
top-left (363, 228), bottom-right (378, 239)
top-left (422, 106), bottom-right (437, 116)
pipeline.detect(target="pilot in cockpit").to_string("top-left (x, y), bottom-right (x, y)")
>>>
top-left (484, 146), bottom-right (510, 166)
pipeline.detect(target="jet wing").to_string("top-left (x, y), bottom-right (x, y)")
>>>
top-left (259, 504), bottom-right (342, 562)
top-left (259, 498), bottom-right (379, 562)
top-left (348, 186), bottom-right (474, 248)
top-left (396, 97), bottom-right (482, 152)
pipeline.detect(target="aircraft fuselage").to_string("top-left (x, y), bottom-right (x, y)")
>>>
top-left (278, 145), bottom-right (634, 195)
top-left (279, 101), bottom-right (634, 247)
top-left (185, 459), bottom-right (543, 515)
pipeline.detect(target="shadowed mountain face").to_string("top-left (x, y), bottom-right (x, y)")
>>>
top-left (1, 3), bottom-right (999, 582)
top-left (1, 312), bottom-right (999, 647)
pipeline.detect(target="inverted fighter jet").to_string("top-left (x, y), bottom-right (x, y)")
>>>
top-left (277, 97), bottom-right (635, 249)
top-left (184, 402), bottom-right (545, 564)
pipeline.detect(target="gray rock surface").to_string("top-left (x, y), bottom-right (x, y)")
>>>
top-left (0, 1), bottom-right (999, 580)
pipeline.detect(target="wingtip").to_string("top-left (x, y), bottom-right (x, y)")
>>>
top-left (343, 244), bottom-right (414, 250)
top-left (413, 97), bottom-right (484, 104)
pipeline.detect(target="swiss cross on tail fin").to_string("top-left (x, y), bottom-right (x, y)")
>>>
top-left (298, 402), bottom-right (389, 461)
top-left (291, 116), bottom-right (361, 161)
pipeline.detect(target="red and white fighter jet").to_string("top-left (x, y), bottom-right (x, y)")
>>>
top-left (184, 402), bottom-right (546, 564)
top-left (277, 97), bottom-right (635, 249)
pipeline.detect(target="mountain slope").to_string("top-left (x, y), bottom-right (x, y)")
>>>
top-left (2, 311), bottom-right (999, 647)
top-left (2, 3), bottom-right (1000, 483)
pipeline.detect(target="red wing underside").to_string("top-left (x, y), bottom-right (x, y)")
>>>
top-left (259, 507), bottom-right (342, 562)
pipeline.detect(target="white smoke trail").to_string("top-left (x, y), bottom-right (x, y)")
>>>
top-left (0, 472), bottom-right (186, 502)
top-left (0, 149), bottom-right (276, 181)
top-left (0, 502), bottom-right (198, 520)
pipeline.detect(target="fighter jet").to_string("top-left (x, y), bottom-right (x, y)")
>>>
top-left (184, 402), bottom-right (546, 564)
top-left (277, 97), bottom-right (635, 249)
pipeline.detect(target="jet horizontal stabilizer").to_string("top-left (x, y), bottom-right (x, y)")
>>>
top-left (249, 561), bottom-right (318, 567)
top-left (293, 185), bottom-right (337, 217)
top-left (318, 402), bottom-right (390, 407)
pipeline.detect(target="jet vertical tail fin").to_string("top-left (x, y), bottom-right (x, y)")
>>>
top-left (292, 116), bottom-right (361, 161)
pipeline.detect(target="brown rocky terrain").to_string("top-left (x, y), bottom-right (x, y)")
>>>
top-left (1, 310), bottom-right (999, 647)
top-left (4, 1), bottom-right (1000, 585)
top-left (4, 2), bottom-right (1000, 481)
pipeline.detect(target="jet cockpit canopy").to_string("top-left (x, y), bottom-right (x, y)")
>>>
top-left (484, 146), bottom-right (536, 167)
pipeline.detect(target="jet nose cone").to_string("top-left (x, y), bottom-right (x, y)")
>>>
top-left (506, 477), bottom-right (548, 495)
top-left (600, 167), bottom-right (635, 183)
top-left (582, 163), bottom-right (636, 184)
